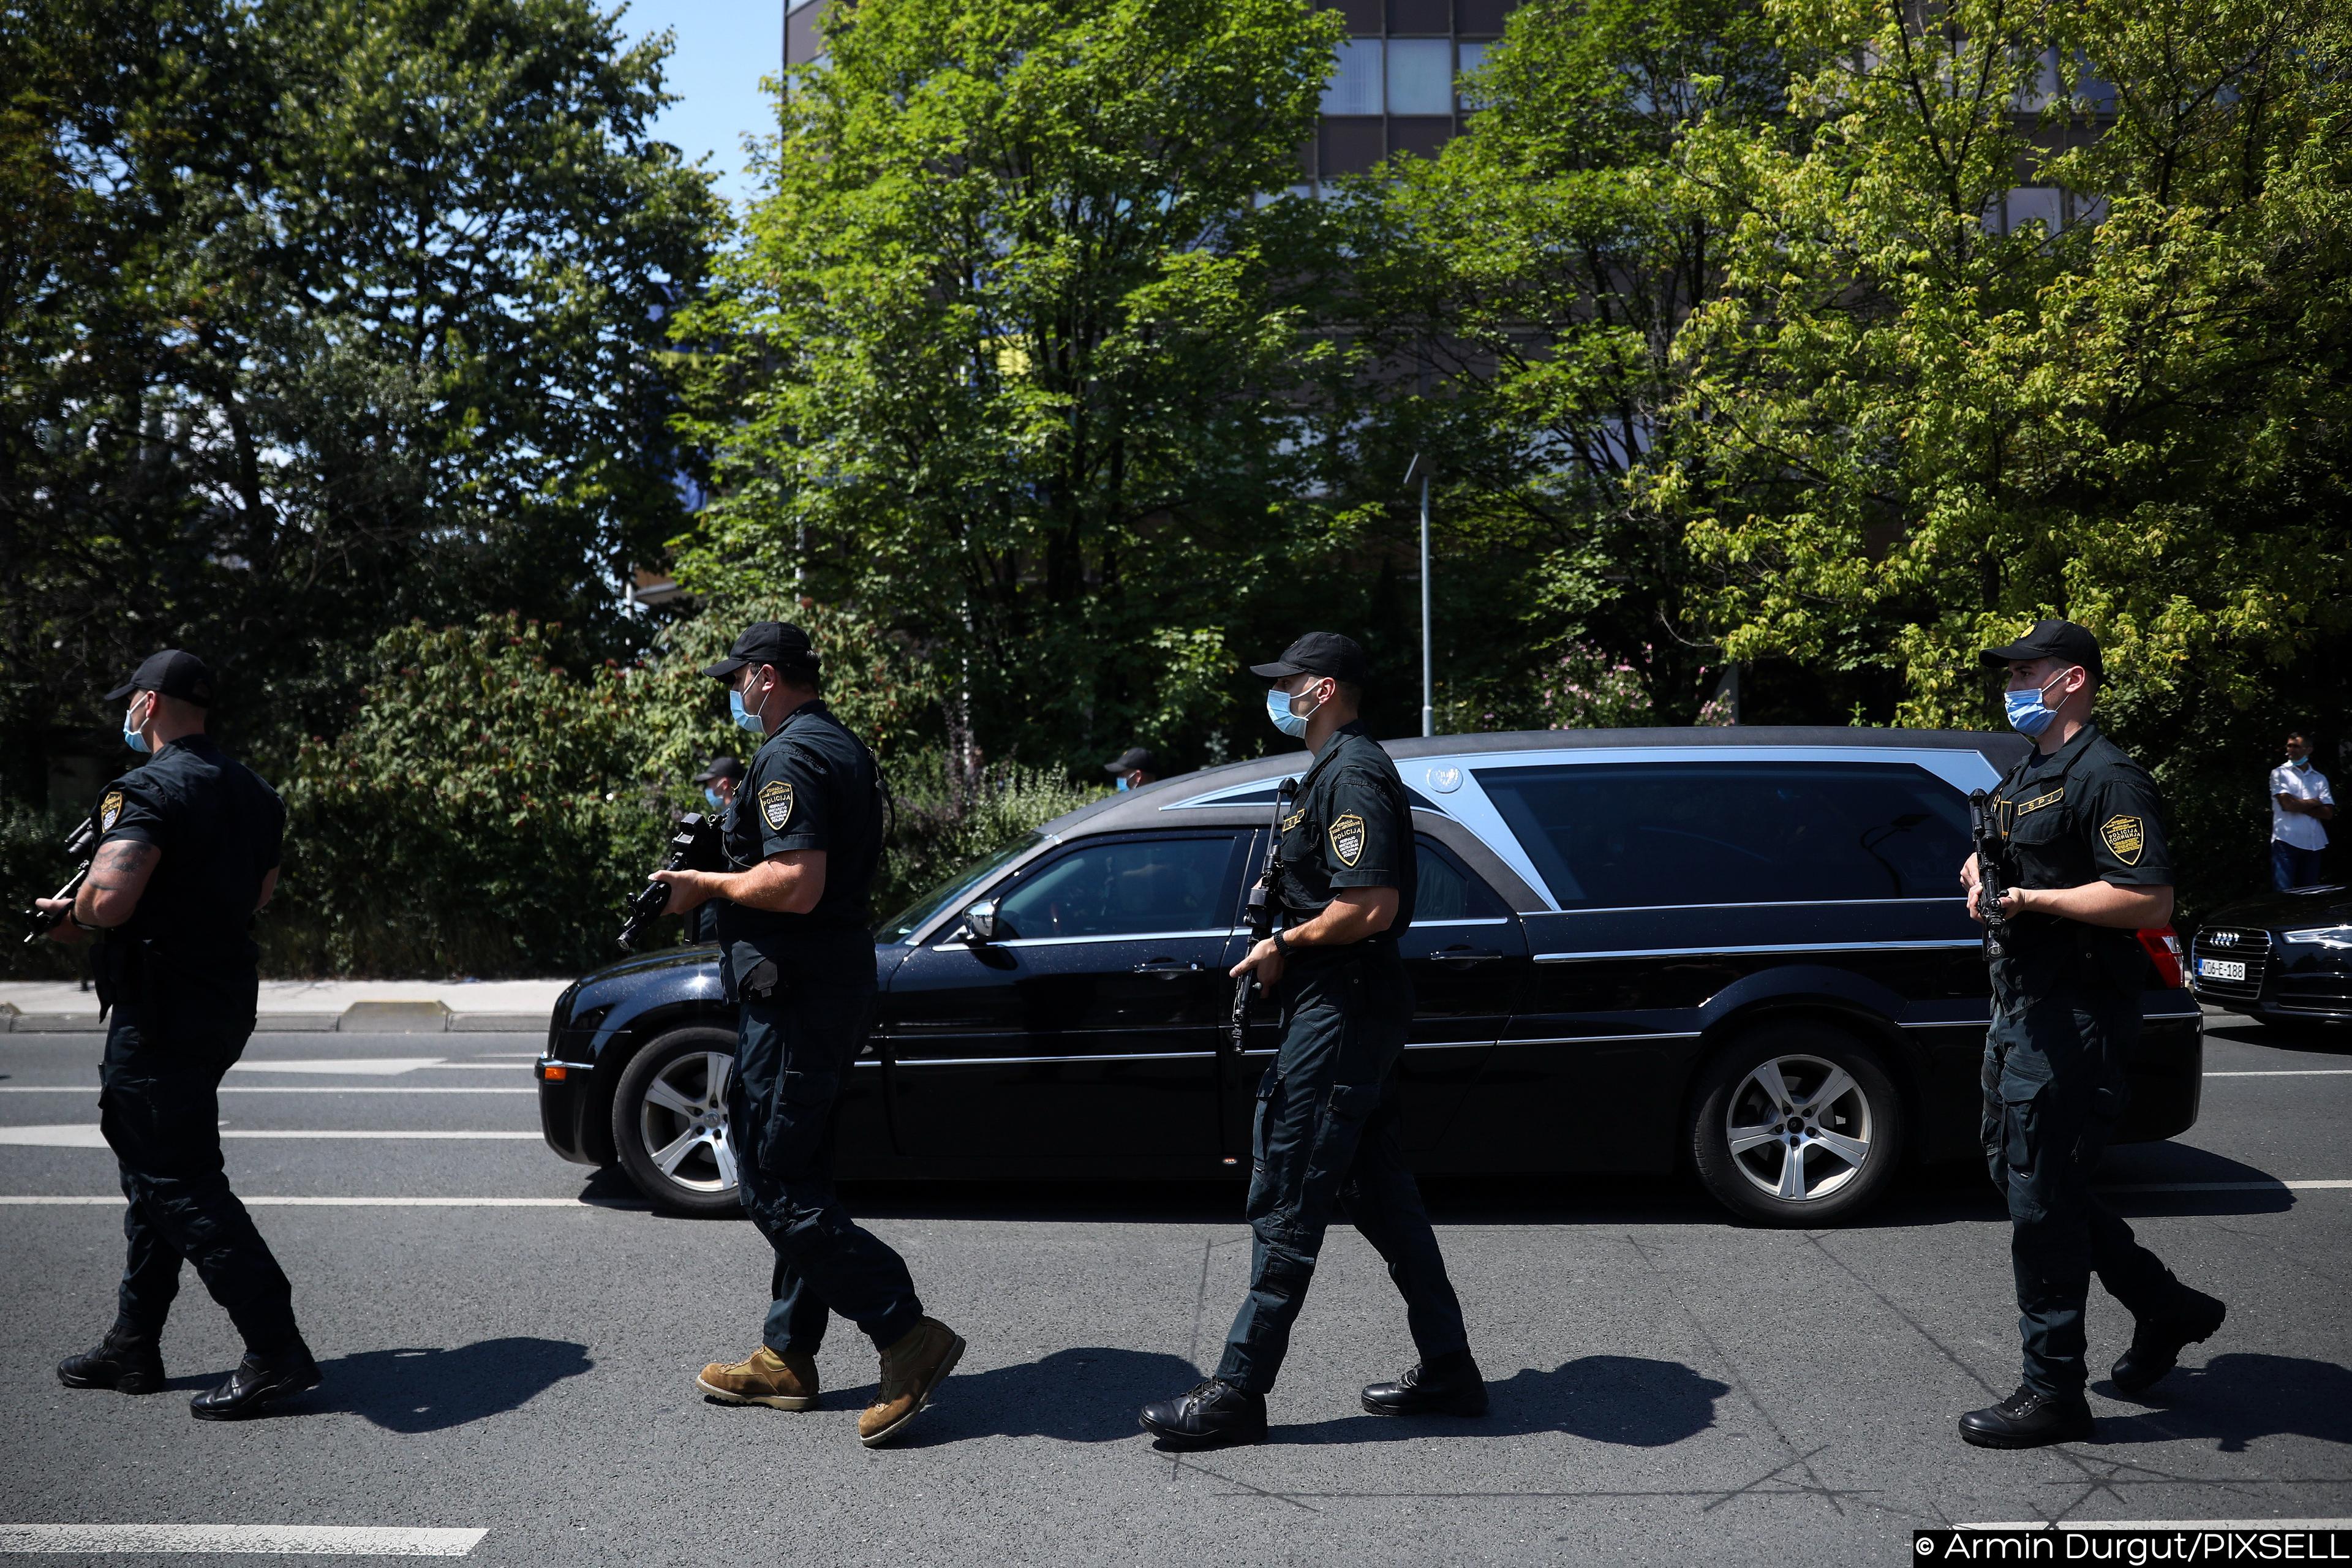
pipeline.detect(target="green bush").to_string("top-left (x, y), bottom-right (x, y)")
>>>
top-left (877, 753), bottom-right (1107, 925)
top-left (1, 801), bottom-right (91, 981)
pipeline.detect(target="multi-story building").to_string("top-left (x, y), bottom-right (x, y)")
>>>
top-left (780, 0), bottom-right (1518, 190)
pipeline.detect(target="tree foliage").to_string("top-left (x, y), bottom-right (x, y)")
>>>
top-left (671, 0), bottom-right (1347, 771)
top-left (0, 0), bottom-right (720, 795)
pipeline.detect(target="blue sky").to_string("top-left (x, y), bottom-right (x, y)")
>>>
top-left (615, 0), bottom-right (786, 210)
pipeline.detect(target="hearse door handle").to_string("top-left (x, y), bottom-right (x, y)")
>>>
top-left (1433, 946), bottom-right (1505, 965)
top-left (1133, 959), bottom-right (1208, 975)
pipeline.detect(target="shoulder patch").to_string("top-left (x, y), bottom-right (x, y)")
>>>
top-left (758, 780), bottom-right (794, 832)
top-left (1329, 813), bottom-right (1365, 868)
top-left (99, 790), bottom-right (124, 831)
top-left (2101, 815), bottom-right (2144, 865)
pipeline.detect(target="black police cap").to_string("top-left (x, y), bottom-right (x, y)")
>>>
top-left (1104, 746), bottom-right (1158, 776)
top-left (693, 756), bottom-right (745, 785)
top-left (1978, 618), bottom-right (2104, 680)
top-left (104, 649), bottom-right (215, 707)
top-left (703, 621), bottom-right (818, 682)
top-left (1249, 632), bottom-right (1371, 687)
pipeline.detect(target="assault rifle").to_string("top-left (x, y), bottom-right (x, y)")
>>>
top-left (21, 814), bottom-right (100, 944)
top-left (1967, 790), bottom-right (2009, 961)
top-left (618, 812), bottom-right (724, 952)
top-left (1230, 778), bottom-right (1299, 1057)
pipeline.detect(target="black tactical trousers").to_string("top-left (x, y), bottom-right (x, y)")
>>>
top-left (99, 1001), bottom-right (299, 1354)
top-left (725, 943), bottom-right (923, 1356)
top-left (1216, 952), bottom-right (1470, 1396)
top-left (1984, 983), bottom-right (2183, 1397)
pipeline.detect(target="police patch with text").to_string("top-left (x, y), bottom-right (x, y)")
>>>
top-left (1328, 813), bottom-right (1365, 868)
top-left (99, 790), bottom-right (124, 832)
top-left (2101, 814), bottom-right (2144, 865)
top-left (758, 780), bottom-right (794, 832)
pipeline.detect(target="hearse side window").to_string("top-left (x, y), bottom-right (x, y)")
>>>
top-left (1476, 762), bottom-right (1972, 909)
top-left (1414, 838), bottom-right (1510, 921)
top-left (990, 835), bottom-right (1242, 940)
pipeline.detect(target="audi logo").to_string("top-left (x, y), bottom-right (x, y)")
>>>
top-left (2209, 930), bottom-right (2241, 946)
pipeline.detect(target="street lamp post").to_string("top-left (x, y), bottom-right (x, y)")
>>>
top-left (1406, 454), bottom-right (1433, 737)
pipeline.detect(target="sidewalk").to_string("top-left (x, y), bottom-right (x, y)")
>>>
top-left (0, 978), bottom-right (570, 1033)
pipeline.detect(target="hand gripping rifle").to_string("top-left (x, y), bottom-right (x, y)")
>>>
top-left (21, 814), bottom-right (100, 944)
top-left (618, 812), bottom-right (724, 952)
top-left (1231, 778), bottom-right (1299, 1057)
top-left (1967, 790), bottom-right (2009, 961)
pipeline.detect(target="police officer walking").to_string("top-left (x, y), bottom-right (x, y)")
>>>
top-left (686, 756), bottom-right (744, 945)
top-left (39, 650), bottom-right (320, 1418)
top-left (1959, 620), bottom-right (2226, 1448)
top-left (1141, 633), bottom-right (1482, 1448)
top-left (654, 622), bottom-right (963, 1447)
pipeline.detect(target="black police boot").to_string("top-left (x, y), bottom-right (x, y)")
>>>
top-left (189, 1340), bottom-right (321, 1422)
top-left (1139, 1378), bottom-right (1268, 1449)
top-left (2111, 1289), bottom-right (2227, 1397)
top-left (1362, 1351), bottom-right (1488, 1417)
top-left (57, 1331), bottom-right (165, 1395)
top-left (1958, 1385), bottom-right (2094, 1449)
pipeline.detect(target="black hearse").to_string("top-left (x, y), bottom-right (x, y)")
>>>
top-left (538, 728), bottom-right (2203, 1224)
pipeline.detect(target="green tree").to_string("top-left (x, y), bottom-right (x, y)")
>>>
top-left (671, 0), bottom-right (1345, 773)
top-left (0, 0), bottom-right (720, 798)
top-left (1336, 0), bottom-right (1795, 726)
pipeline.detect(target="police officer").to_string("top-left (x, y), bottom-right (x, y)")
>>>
top-left (654, 622), bottom-right (963, 1448)
top-left (39, 650), bottom-right (320, 1419)
top-left (685, 756), bottom-right (744, 944)
top-left (1959, 619), bottom-right (2226, 1448)
top-left (1140, 633), bottom-right (1481, 1448)
top-left (1103, 746), bottom-right (1159, 792)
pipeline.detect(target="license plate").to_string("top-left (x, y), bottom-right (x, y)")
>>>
top-left (2197, 957), bottom-right (2247, 982)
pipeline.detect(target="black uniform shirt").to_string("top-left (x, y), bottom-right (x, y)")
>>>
top-left (1272, 720), bottom-right (1416, 952)
top-left (1988, 721), bottom-right (2171, 993)
top-left (715, 700), bottom-right (884, 941)
top-left (95, 734), bottom-right (285, 973)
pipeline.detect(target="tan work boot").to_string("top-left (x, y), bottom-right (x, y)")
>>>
top-left (858, 1317), bottom-right (965, 1448)
top-left (696, 1346), bottom-right (819, 1411)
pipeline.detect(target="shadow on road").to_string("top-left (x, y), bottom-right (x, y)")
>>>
top-left (1273, 1355), bottom-right (1730, 1447)
top-left (2203, 1020), bottom-right (2352, 1057)
top-left (2098, 1354), bottom-right (2352, 1453)
top-left (813, 1346), bottom-right (1201, 1446)
top-left (298, 1337), bottom-right (594, 1432)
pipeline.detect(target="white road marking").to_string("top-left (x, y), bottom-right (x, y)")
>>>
top-left (0, 1087), bottom-right (536, 1095)
top-left (2205, 1069), bottom-right (2352, 1077)
top-left (228, 1059), bottom-right (447, 1076)
top-left (0, 1126), bottom-right (537, 1148)
top-left (0, 1524), bottom-right (486, 1555)
top-left (2102, 1180), bottom-right (2352, 1192)
top-left (0, 1196), bottom-right (639, 1208)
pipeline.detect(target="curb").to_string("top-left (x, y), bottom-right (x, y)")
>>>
top-left (1, 1004), bottom-right (547, 1036)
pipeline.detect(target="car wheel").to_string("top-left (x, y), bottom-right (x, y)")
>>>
top-left (611, 1027), bottom-right (742, 1216)
top-left (1689, 1023), bottom-right (1905, 1226)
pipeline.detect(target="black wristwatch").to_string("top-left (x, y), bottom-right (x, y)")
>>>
top-left (1272, 930), bottom-right (1291, 958)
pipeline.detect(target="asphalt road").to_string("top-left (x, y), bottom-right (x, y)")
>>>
top-left (1, 1016), bottom-right (2346, 1566)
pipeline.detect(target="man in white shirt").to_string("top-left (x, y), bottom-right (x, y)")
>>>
top-left (2270, 733), bottom-right (2335, 890)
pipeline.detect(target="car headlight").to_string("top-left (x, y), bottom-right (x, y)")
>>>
top-left (2282, 927), bottom-right (2352, 949)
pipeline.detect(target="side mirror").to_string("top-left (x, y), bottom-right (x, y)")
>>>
top-left (962, 900), bottom-right (998, 944)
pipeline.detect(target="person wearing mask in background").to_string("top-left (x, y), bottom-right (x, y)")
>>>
top-left (685, 757), bottom-right (745, 945)
top-left (1958, 620), bottom-right (2225, 1449)
top-left (1104, 747), bottom-right (1159, 793)
top-left (38, 650), bottom-right (319, 1419)
top-left (655, 622), bottom-right (963, 1448)
top-left (2269, 733), bottom-right (2334, 891)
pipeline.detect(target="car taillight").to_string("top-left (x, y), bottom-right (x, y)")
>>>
top-left (2137, 926), bottom-right (2184, 989)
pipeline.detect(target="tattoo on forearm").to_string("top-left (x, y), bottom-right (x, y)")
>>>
top-left (86, 840), bottom-right (154, 894)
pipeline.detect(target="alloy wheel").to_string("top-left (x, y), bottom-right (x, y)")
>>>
top-left (636, 1049), bottom-right (737, 1196)
top-left (1722, 1053), bottom-right (1874, 1204)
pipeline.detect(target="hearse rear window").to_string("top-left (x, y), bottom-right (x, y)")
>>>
top-left (1477, 761), bottom-right (1971, 909)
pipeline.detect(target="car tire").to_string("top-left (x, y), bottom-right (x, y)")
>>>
top-left (611, 1027), bottom-right (742, 1217)
top-left (1689, 1023), bottom-right (1905, 1226)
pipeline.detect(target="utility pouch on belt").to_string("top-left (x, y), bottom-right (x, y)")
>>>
top-left (739, 957), bottom-right (784, 1001)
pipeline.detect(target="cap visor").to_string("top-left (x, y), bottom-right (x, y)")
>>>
top-left (701, 657), bottom-right (748, 680)
top-left (102, 679), bottom-right (138, 701)
top-left (1978, 642), bottom-right (2041, 668)
top-left (1248, 660), bottom-right (1308, 679)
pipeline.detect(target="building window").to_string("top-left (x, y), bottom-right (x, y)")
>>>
top-left (1455, 40), bottom-right (1491, 107)
top-left (1324, 37), bottom-right (1384, 115)
top-left (1386, 37), bottom-right (1453, 114)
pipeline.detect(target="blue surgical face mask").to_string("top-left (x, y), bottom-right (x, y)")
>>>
top-left (703, 786), bottom-right (725, 809)
top-left (2002, 669), bottom-right (2073, 738)
top-left (2291, 756), bottom-right (2310, 771)
top-left (123, 696), bottom-right (152, 754)
top-left (1267, 684), bottom-right (1317, 739)
top-left (1114, 777), bottom-right (1130, 793)
top-left (729, 686), bottom-right (766, 735)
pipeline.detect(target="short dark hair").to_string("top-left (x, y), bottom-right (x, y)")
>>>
top-left (2286, 731), bottom-right (2309, 744)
